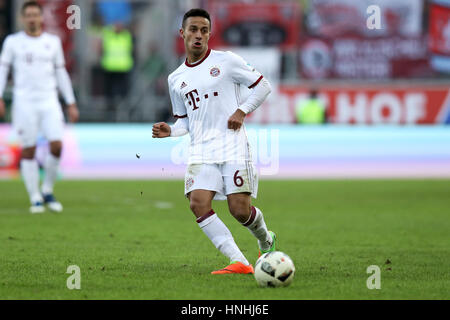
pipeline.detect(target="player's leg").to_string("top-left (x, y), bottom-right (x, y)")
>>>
top-left (224, 161), bottom-right (276, 256)
top-left (40, 102), bottom-right (65, 212)
top-left (227, 192), bottom-right (275, 255)
top-left (185, 164), bottom-right (253, 274)
top-left (12, 102), bottom-right (43, 213)
top-left (188, 189), bottom-right (214, 219)
top-left (20, 146), bottom-right (44, 213)
top-left (189, 189), bottom-right (249, 265)
top-left (190, 190), bottom-right (253, 274)
top-left (41, 140), bottom-right (63, 212)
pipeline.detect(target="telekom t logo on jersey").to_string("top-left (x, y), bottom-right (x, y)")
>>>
top-left (185, 89), bottom-right (219, 111)
top-left (185, 89), bottom-right (200, 110)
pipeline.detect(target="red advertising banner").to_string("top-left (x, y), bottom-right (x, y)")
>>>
top-left (299, 0), bottom-right (433, 79)
top-left (246, 85), bottom-right (450, 125)
top-left (429, 1), bottom-right (450, 73)
top-left (0, 125), bottom-right (20, 175)
top-left (299, 36), bottom-right (432, 79)
top-left (208, 1), bottom-right (300, 49)
top-left (429, 3), bottom-right (450, 56)
top-left (305, 0), bottom-right (423, 38)
top-left (176, 1), bottom-right (301, 54)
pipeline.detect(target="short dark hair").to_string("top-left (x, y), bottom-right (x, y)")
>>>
top-left (21, 1), bottom-right (43, 15)
top-left (182, 8), bottom-right (211, 29)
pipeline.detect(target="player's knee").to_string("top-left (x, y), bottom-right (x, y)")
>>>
top-left (189, 198), bottom-right (210, 217)
top-left (228, 199), bottom-right (251, 222)
top-left (49, 141), bottom-right (62, 157)
top-left (21, 147), bottom-right (36, 159)
top-left (189, 201), bottom-right (204, 216)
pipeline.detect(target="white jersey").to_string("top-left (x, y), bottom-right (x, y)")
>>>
top-left (168, 49), bottom-right (263, 164)
top-left (0, 31), bottom-right (66, 101)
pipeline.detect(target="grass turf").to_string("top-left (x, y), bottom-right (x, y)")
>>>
top-left (0, 179), bottom-right (449, 300)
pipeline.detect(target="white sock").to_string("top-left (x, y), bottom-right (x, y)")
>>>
top-left (243, 206), bottom-right (272, 251)
top-left (20, 159), bottom-right (42, 204)
top-left (41, 153), bottom-right (60, 195)
top-left (197, 210), bottom-right (249, 265)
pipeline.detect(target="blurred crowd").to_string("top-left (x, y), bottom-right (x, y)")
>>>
top-left (0, 0), bottom-right (447, 124)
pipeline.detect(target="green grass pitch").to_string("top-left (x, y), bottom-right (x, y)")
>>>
top-left (0, 179), bottom-right (449, 300)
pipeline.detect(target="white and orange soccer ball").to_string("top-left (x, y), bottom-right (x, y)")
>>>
top-left (254, 251), bottom-right (295, 287)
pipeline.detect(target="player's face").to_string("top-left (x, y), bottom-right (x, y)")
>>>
top-left (22, 6), bottom-right (43, 34)
top-left (180, 17), bottom-right (210, 59)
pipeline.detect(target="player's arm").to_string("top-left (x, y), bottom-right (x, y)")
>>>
top-left (228, 77), bottom-right (272, 130)
top-left (54, 37), bottom-right (79, 123)
top-left (227, 51), bottom-right (272, 130)
top-left (238, 77), bottom-right (272, 115)
top-left (152, 117), bottom-right (188, 138)
top-left (153, 77), bottom-right (189, 138)
top-left (0, 36), bottom-right (13, 119)
top-left (0, 64), bottom-right (9, 119)
top-left (55, 67), bottom-right (78, 122)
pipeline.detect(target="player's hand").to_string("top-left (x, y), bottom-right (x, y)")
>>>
top-left (152, 122), bottom-right (171, 138)
top-left (0, 99), bottom-right (5, 119)
top-left (228, 109), bottom-right (246, 131)
top-left (67, 103), bottom-right (79, 123)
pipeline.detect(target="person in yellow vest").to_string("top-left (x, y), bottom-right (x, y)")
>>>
top-left (101, 22), bottom-right (134, 116)
top-left (295, 88), bottom-right (327, 124)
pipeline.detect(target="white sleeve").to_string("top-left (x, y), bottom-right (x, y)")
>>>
top-left (54, 36), bottom-right (66, 68)
top-left (168, 77), bottom-right (187, 118)
top-left (0, 64), bottom-right (10, 98)
top-left (0, 36), bottom-right (14, 66)
top-left (227, 51), bottom-right (263, 89)
top-left (170, 117), bottom-right (189, 137)
top-left (0, 36), bottom-right (13, 97)
top-left (238, 77), bottom-right (271, 115)
top-left (55, 67), bottom-right (76, 105)
top-left (54, 37), bottom-right (75, 104)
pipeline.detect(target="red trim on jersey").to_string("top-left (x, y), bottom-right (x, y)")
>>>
top-left (174, 114), bottom-right (187, 119)
top-left (248, 75), bottom-right (263, 89)
top-left (196, 209), bottom-right (215, 223)
top-left (185, 48), bottom-right (211, 68)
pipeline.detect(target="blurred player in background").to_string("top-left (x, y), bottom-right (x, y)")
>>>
top-left (152, 9), bottom-right (276, 274)
top-left (0, 1), bottom-right (79, 213)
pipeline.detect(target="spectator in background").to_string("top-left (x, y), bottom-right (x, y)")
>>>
top-left (295, 88), bottom-right (327, 124)
top-left (97, 0), bottom-right (132, 26)
top-left (100, 22), bottom-right (134, 115)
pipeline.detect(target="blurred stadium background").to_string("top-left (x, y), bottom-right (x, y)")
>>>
top-left (0, 0), bottom-right (449, 180)
top-left (1, 0), bottom-right (450, 301)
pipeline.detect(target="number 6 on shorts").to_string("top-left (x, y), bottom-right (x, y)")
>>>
top-left (233, 170), bottom-right (244, 187)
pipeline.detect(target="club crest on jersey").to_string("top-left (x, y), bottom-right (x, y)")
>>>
top-left (186, 177), bottom-right (194, 189)
top-left (210, 66), bottom-right (220, 77)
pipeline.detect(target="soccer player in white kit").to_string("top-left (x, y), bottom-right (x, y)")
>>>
top-left (0, 1), bottom-right (79, 213)
top-left (152, 9), bottom-right (276, 274)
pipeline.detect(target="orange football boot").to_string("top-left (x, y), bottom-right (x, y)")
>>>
top-left (211, 261), bottom-right (254, 275)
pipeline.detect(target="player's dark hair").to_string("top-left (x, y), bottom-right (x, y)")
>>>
top-left (182, 8), bottom-right (211, 29)
top-left (21, 1), bottom-right (43, 15)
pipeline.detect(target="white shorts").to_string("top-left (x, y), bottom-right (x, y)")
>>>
top-left (12, 98), bottom-right (65, 148)
top-left (184, 161), bottom-right (258, 201)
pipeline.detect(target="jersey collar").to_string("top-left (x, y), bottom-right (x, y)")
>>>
top-left (185, 48), bottom-right (211, 68)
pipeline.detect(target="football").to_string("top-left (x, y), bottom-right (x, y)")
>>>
top-left (254, 251), bottom-right (295, 287)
